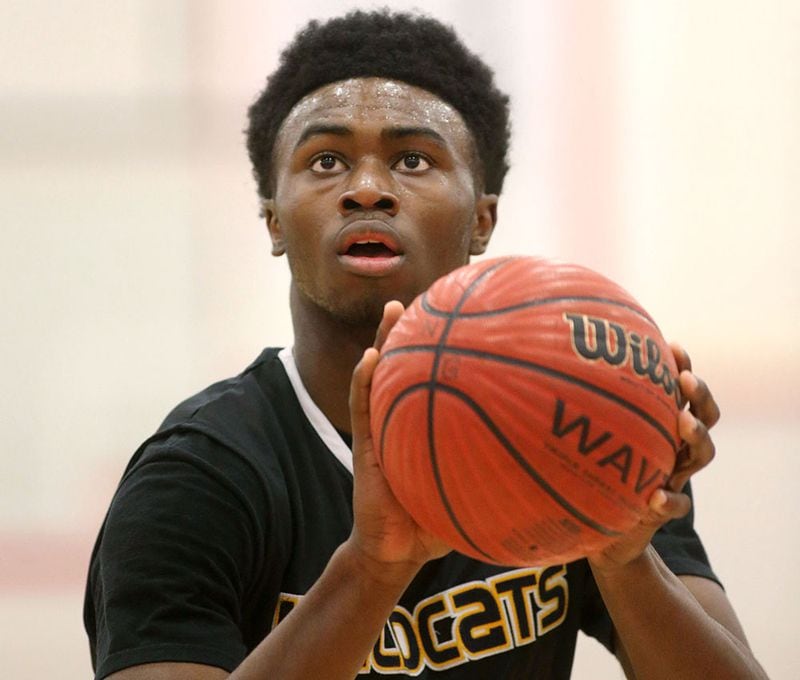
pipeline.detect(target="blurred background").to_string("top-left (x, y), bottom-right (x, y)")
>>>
top-left (1, 1), bottom-right (798, 677)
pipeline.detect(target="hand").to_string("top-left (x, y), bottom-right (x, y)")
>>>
top-left (668, 342), bottom-right (720, 493)
top-left (347, 301), bottom-right (451, 582)
top-left (587, 343), bottom-right (720, 573)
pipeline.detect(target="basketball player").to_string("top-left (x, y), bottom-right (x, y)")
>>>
top-left (85, 11), bottom-right (767, 679)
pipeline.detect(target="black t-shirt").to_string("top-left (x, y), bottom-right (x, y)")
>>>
top-left (84, 348), bottom-right (718, 679)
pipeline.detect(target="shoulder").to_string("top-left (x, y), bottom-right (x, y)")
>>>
top-left (126, 348), bottom-right (300, 477)
top-left (110, 344), bottom-right (356, 533)
top-left (160, 347), bottom-right (291, 439)
top-left (101, 348), bottom-right (300, 545)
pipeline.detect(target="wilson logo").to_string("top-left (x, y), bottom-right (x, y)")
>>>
top-left (563, 313), bottom-right (681, 407)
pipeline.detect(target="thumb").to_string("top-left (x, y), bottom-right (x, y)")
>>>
top-left (373, 300), bottom-right (405, 351)
top-left (349, 347), bottom-right (381, 468)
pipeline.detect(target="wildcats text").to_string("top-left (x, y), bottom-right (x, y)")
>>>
top-left (272, 565), bottom-right (569, 675)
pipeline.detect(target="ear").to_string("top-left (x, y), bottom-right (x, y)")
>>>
top-left (469, 194), bottom-right (498, 255)
top-left (263, 199), bottom-right (285, 256)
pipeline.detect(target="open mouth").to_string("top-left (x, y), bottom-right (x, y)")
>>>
top-left (336, 224), bottom-right (405, 276)
top-left (346, 240), bottom-right (398, 258)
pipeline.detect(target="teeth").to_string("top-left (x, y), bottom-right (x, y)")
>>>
top-left (355, 239), bottom-right (381, 244)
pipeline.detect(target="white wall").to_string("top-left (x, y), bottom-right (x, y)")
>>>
top-left (1, 1), bottom-right (797, 677)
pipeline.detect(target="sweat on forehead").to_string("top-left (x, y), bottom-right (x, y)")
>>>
top-left (279, 79), bottom-right (468, 140)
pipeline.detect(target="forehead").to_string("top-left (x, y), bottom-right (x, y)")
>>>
top-left (275, 77), bottom-right (474, 153)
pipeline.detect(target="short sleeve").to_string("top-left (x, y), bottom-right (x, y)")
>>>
top-left (86, 436), bottom-right (267, 679)
top-left (651, 481), bottom-right (720, 586)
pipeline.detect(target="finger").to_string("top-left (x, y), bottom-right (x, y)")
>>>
top-left (669, 341), bottom-right (692, 374)
top-left (669, 343), bottom-right (692, 409)
top-left (669, 410), bottom-right (716, 492)
top-left (349, 347), bottom-right (381, 461)
top-left (373, 301), bottom-right (405, 351)
top-left (679, 370), bottom-right (721, 429)
top-left (648, 488), bottom-right (692, 523)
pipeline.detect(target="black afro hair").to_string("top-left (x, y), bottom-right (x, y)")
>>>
top-left (246, 9), bottom-right (511, 202)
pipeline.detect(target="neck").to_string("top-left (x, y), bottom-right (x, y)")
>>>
top-left (290, 284), bottom-right (377, 434)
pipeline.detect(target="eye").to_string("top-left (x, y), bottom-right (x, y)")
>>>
top-left (310, 153), bottom-right (347, 173)
top-left (393, 153), bottom-right (432, 173)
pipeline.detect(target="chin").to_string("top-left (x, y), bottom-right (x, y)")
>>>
top-left (327, 296), bottom-right (388, 329)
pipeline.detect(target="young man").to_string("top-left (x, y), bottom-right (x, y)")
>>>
top-left (85, 11), bottom-right (766, 680)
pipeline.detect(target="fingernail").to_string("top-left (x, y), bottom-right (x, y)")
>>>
top-left (678, 410), bottom-right (694, 434)
top-left (652, 489), bottom-right (668, 510)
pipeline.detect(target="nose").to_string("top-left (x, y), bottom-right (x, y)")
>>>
top-left (337, 159), bottom-right (399, 216)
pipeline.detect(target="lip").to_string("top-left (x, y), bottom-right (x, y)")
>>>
top-left (336, 220), bottom-right (405, 255)
top-left (338, 252), bottom-right (405, 276)
top-left (335, 220), bottom-right (406, 277)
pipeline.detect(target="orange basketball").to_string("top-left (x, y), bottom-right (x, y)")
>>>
top-left (370, 256), bottom-right (682, 566)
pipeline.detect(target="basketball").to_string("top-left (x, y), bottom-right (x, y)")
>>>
top-left (369, 256), bottom-right (682, 566)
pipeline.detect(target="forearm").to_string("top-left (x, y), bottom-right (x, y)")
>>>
top-left (591, 546), bottom-right (766, 680)
top-left (230, 538), bottom-right (418, 680)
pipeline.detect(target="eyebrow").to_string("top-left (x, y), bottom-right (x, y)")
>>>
top-left (294, 124), bottom-right (353, 150)
top-left (293, 123), bottom-right (449, 151)
top-left (382, 126), bottom-right (448, 147)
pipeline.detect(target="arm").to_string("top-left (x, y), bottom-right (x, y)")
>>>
top-left (107, 542), bottom-right (420, 680)
top-left (599, 550), bottom-right (763, 680)
top-left (588, 346), bottom-right (767, 680)
top-left (107, 303), bottom-right (447, 680)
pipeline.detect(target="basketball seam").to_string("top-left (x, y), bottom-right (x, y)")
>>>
top-left (423, 258), bottom-right (513, 561)
top-left (377, 381), bottom-right (495, 562)
top-left (382, 343), bottom-right (679, 452)
top-left (421, 293), bottom-right (657, 326)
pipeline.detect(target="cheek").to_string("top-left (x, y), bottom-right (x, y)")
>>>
top-left (404, 171), bottom-right (476, 220)
top-left (421, 181), bottom-right (478, 244)
top-left (275, 186), bottom-right (324, 249)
